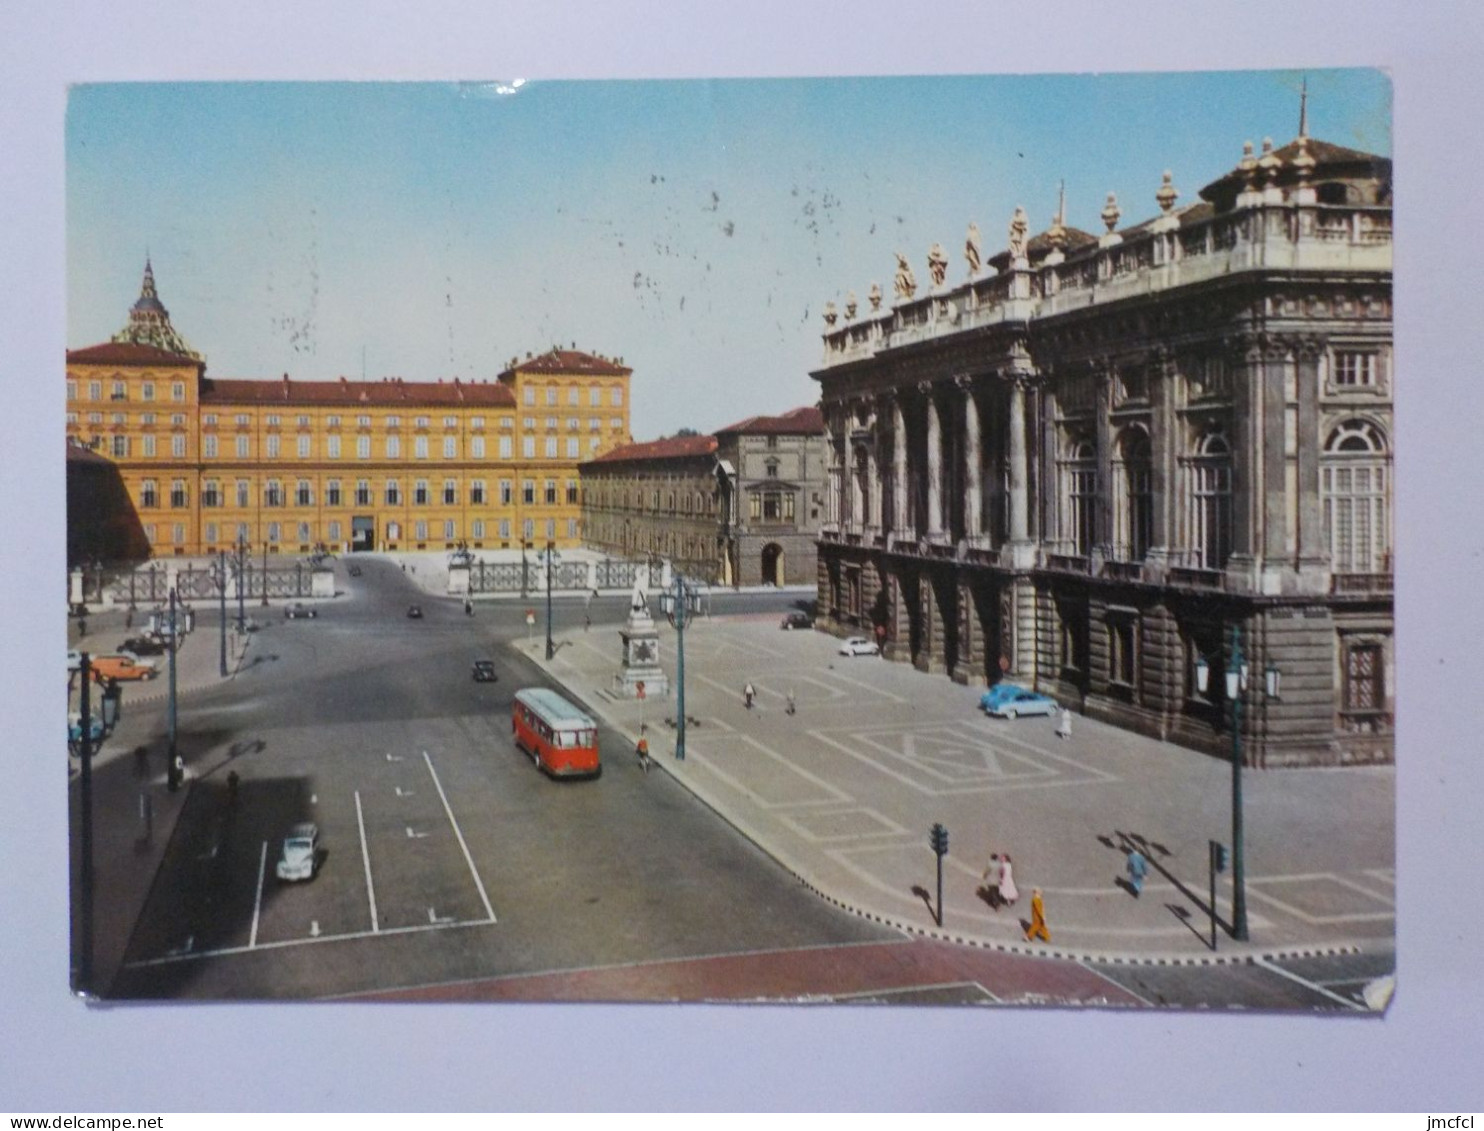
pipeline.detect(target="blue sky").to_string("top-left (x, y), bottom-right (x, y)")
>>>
top-left (67, 70), bottom-right (1390, 437)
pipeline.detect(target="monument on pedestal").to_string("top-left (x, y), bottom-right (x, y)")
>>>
top-left (615, 575), bottom-right (668, 698)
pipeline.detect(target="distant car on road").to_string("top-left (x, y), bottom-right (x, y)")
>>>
top-left (119, 635), bottom-right (168, 657)
top-left (406, 605), bottom-right (423, 619)
top-left (89, 654), bottom-right (158, 681)
top-left (837, 636), bottom-right (880, 657)
top-left (285, 602), bottom-right (317, 619)
top-left (472, 659), bottom-right (497, 682)
top-left (67, 649), bottom-right (82, 673)
top-left (275, 823), bottom-right (321, 882)
top-left (780, 611), bottom-right (813, 630)
top-left (984, 688), bottom-right (1059, 719)
top-left (979, 683), bottom-right (1029, 713)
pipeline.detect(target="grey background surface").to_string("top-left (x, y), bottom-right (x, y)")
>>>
top-left (2, 0), bottom-right (1477, 1112)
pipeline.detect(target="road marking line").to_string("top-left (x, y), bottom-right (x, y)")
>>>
top-left (356, 789), bottom-right (379, 933)
top-left (1255, 957), bottom-right (1366, 1010)
top-left (249, 840), bottom-right (266, 948)
top-left (406, 827), bottom-right (429, 838)
top-left (423, 750), bottom-right (497, 923)
top-left (124, 917), bottom-right (496, 968)
top-left (1079, 962), bottom-right (1157, 1006)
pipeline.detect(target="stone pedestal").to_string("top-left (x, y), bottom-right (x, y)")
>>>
top-left (615, 605), bottom-right (668, 699)
top-left (311, 567), bottom-right (336, 598)
top-left (447, 562), bottom-right (470, 595)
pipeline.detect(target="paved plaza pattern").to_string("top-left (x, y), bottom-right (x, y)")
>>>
top-left (533, 612), bottom-right (1395, 964)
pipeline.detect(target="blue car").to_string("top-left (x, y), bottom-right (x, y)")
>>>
top-left (983, 688), bottom-right (1059, 719)
top-left (979, 683), bottom-right (1028, 713)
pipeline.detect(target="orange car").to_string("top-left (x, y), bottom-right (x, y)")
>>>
top-left (89, 654), bottom-right (159, 681)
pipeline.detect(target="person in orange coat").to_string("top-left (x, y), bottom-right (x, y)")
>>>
top-left (1025, 887), bottom-right (1051, 942)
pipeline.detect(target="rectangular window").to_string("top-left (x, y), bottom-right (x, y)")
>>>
top-left (500, 480), bottom-right (513, 505)
top-left (500, 436), bottom-right (513, 458)
top-left (172, 523), bottom-right (185, 544)
top-left (566, 438), bottom-right (579, 458)
top-left (358, 435), bottom-right (371, 459)
top-left (471, 436), bottom-right (485, 458)
top-left (470, 480), bottom-right (486, 504)
top-left (205, 522), bottom-right (218, 544)
top-left (545, 388), bottom-right (557, 406)
top-left (172, 382), bottom-right (186, 402)
top-left (471, 417), bottom-right (484, 430)
top-left (386, 435), bottom-right (401, 458)
top-left (267, 522), bottom-right (280, 543)
top-left (443, 416), bottom-right (457, 428)
top-left (415, 436), bottom-right (429, 459)
top-left (443, 436), bottom-right (457, 459)
top-left (236, 435), bottom-right (250, 458)
top-left (359, 415), bottom-right (372, 428)
top-left (328, 435), bottom-right (342, 459)
top-left (170, 480), bottom-right (188, 508)
top-left (546, 518), bottom-right (556, 540)
top-left (88, 382), bottom-right (102, 401)
top-left (566, 481), bottom-right (579, 504)
top-left (297, 415), bottom-right (311, 427)
top-left (265, 480), bottom-right (282, 507)
top-left (443, 480), bottom-right (457, 505)
top-left (143, 383), bottom-right (155, 402)
top-left (523, 481), bottom-right (535, 505)
top-left (567, 518), bottom-right (578, 538)
top-left (140, 480), bottom-right (158, 508)
top-left (544, 481), bottom-right (557, 504)
top-left (415, 480), bottom-right (429, 505)
top-left (444, 519), bottom-right (456, 540)
top-left (590, 388), bottom-right (601, 407)
top-left (172, 435), bottom-right (187, 458)
top-left (472, 519), bottom-right (485, 539)
top-left (298, 434), bottom-right (311, 458)
top-left (545, 437), bottom-right (558, 458)
top-left (141, 435), bottom-right (157, 457)
top-left (266, 415), bottom-right (281, 426)
top-left (236, 481), bottom-right (250, 507)
top-left (500, 519), bottom-right (511, 539)
top-left (415, 520), bottom-right (428, 541)
top-left (202, 481), bottom-right (220, 507)
top-left (327, 480), bottom-right (342, 506)
top-left (296, 480), bottom-right (313, 506)
top-left (328, 520), bottom-right (342, 541)
top-left (524, 387), bottom-right (535, 405)
top-left (385, 480), bottom-right (400, 505)
top-left (523, 437), bottom-right (536, 458)
top-left (1335, 351), bottom-right (1377, 387)
top-left (298, 522), bottom-right (312, 543)
top-left (523, 518), bottom-right (534, 540)
top-left (356, 480), bottom-right (371, 506)
top-left (266, 434), bottom-right (281, 458)
top-left (203, 435), bottom-right (218, 459)
top-left (1109, 618), bottom-right (1137, 687)
top-left (611, 388), bottom-right (623, 407)
top-left (112, 435), bottom-right (129, 458)
top-left (415, 416), bottom-right (429, 428)
top-left (111, 381), bottom-right (126, 400)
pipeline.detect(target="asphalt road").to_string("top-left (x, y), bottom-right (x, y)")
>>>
top-left (109, 560), bottom-right (900, 999)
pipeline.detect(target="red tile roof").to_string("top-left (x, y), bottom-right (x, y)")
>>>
top-left (500, 348), bottom-right (632, 378)
top-left (199, 376), bottom-right (517, 408)
top-left (66, 342), bottom-right (204, 368)
top-left (714, 405), bottom-right (825, 435)
top-left (583, 434), bottom-right (718, 466)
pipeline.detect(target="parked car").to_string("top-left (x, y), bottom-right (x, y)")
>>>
top-left (285, 602), bottom-right (317, 619)
top-left (67, 649), bottom-right (82, 673)
top-left (406, 605), bottom-right (423, 619)
top-left (837, 636), bottom-right (880, 657)
top-left (780, 611), bottom-right (813, 630)
top-left (472, 659), bottom-right (497, 682)
top-left (89, 654), bottom-right (158, 681)
top-left (984, 688), bottom-right (1059, 719)
top-left (979, 683), bottom-right (1029, 713)
top-left (119, 635), bottom-right (168, 656)
top-left (275, 823), bottom-right (321, 882)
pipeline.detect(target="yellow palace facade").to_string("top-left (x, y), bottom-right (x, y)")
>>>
top-left (66, 262), bottom-right (632, 558)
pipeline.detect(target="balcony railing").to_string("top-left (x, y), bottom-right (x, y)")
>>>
top-left (1331, 573), bottom-right (1394, 596)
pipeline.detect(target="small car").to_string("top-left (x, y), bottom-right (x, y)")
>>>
top-left (275, 823), bottom-right (321, 882)
top-left (984, 689), bottom-right (1059, 719)
top-left (406, 605), bottom-right (423, 619)
top-left (67, 649), bottom-right (82, 673)
top-left (838, 636), bottom-right (880, 657)
top-left (90, 654), bottom-right (159, 681)
top-left (472, 659), bottom-right (497, 682)
top-left (780, 611), bottom-right (813, 630)
top-left (979, 683), bottom-right (1029, 713)
top-left (118, 635), bottom-right (168, 656)
top-left (285, 602), bottom-right (318, 619)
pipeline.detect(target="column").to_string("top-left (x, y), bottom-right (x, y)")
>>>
top-left (961, 377), bottom-right (982, 538)
top-left (892, 396), bottom-right (908, 536)
top-left (867, 416), bottom-right (882, 530)
top-left (924, 384), bottom-right (944, 537)
top-left (1008, 376), bottom-right (1029, 542)
top-left (1295, 337), bottom-right (1325, 565)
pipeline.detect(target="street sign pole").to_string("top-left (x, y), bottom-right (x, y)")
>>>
top-left (930, 823), bottom-right (949, 927)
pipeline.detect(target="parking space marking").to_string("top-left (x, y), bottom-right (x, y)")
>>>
top-left (1256, 957), bottom-right (1366, 1011)
top-left (249, 840), bottom-right (266, 948)
top-left (123, 918), bottom-right (496, 968)
top-left (423, 750), bottom-right (497, 923)
top-left (356, 789), bottom-right (380, 933)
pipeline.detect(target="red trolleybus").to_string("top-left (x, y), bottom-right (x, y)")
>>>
top-left (512, 687), bottom-right (601, 778)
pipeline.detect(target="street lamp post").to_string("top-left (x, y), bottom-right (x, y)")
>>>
top-left (261, 540), bottom-right (269, 606)
top-left (540, 543), bottom-right (561, 661)
top-left (662, 571), bottom-right (698, 761)
top-left (1195, 623), bottom-right (1281, 944)
top-left (234, 537), bottom-right (247, 633)
top-left (521, 540), bottom-right (530, 598)
top-left (217, 549), bottom-right (228, 678)
top-left (73, 653), bottom-right (95, 994)
top-left (166, 586), bottom-right (181, 792)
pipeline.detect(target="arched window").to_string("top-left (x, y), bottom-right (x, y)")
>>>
top-left (1323, 419), bottom-right (1391, 573)
top-left (1114, 428), bottom-right (1154, 561)
top-left (1185, 429), bottom-right (1232, 570)
top-left (1060, 438), bottom-right (1097, 556)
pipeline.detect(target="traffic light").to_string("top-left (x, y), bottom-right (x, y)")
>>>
top-left (930, 823), bottom-right (949, 857)
top-left (1210, 839), bottom-right (1228, 874)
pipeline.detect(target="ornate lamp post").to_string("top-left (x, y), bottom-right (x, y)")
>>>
top-left (1195, 624), bottom-right (1281, 943)
top-left (539, 543), bottom-right (561, 660)
top-left (661, 571), bottom-right (700, 761)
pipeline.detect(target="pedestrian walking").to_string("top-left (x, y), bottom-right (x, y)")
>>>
top-left (1125, 846), bottom-right (1148, 897)
top-left (981, 852), bottom-right (1003, 909)
top-left (785, 689), bottom-right (796, 716)
top-left (998, 853), bottom-right (1019, 906)
top-left (1056, 707), bottom-right (1072, 740)
top-left (1025, 888), bottom-right (1052, 942)
top-left (635, 732), bottom-right (651, 774)
top-left (464, 598), bottom-right (473, 616)
top-left (743, 682), bottom-right (756, 710)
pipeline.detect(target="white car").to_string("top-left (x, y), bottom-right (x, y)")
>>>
top-left (275, 823), bottom-right (321, 882)
top-left (67, 649), bottom-right (83, 673)
top-left (838, 636), bottom-right (880, 657)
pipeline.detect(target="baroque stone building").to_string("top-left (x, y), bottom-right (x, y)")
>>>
top-left (812, 124), bottom-right (1393, 767)
top-left (66, 262), bottom-right (632, 557)
top-left (580, 406), bottom-right (827, 587)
